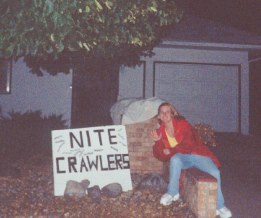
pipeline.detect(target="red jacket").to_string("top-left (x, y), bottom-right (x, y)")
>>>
top-left (153, 117), bottom-right (221, 168)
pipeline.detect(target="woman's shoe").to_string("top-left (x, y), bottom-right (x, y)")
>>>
top-left (216, 206), bottom-right (232, 218)
top-left (160, 193), bottom-right (180, 206)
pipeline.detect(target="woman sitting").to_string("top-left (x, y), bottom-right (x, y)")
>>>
top-left (150, 102), bottom-right (232, 218)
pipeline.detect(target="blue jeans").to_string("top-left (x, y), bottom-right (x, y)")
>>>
top-left (167, 153), bottom-right (225, 209)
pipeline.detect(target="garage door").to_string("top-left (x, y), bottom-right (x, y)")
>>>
top-left (154, 63), bottom-right (239, 132)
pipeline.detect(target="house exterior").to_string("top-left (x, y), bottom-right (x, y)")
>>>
top-left (119, 16), bottom-right (261, 134)
top-left (0, 58), bottom-right (72, 125)
top-left (1, 16), bottom-right (261, 133)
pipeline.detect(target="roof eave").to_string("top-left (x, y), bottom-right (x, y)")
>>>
top-left (160, 40), bottom-right (261, 51)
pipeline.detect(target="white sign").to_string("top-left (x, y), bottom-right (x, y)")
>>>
top-left (51, 125), bottom-right (133, 196)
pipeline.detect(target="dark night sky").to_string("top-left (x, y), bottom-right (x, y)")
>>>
top-left (180, 0), bottom-right (261, 35)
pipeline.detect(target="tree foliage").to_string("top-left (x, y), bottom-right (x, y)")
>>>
top-left (0, 0), bottom-right (183, 72)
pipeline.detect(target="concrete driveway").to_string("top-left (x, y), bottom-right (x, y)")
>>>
top-left (212, 133), bottom-right (261, 218)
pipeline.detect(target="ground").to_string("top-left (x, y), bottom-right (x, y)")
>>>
top-left (212, 133), bottom-right (261, 218)
top-left (0, 133), bottom-right (260, 218)
top-left (0, 156), bottom-right (194, 218)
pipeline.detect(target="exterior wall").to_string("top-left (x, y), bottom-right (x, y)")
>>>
top-left (119, 47), bottom-right (249, 134)
top-left (0, 58), bottom-right (72, 125)
top-left (118, 65), bottom-right (145, 99)
top-left (181, 168), bottom-right (218, 218)
top-left (125, 117), bottom-right (163, 174)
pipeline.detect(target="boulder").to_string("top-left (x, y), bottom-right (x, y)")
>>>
top-left (64, 180), bottom-right (86, 198)
top-left (110, 97), bottom-right (165, 125)
top-left (137, 173), bottom-right (167, 193)
top-left (87, 185), bottom-right (101, 203)
top-left (101, 183), bottom-right (122, 198)
top-left (81, 179), bottom-right (90, 191)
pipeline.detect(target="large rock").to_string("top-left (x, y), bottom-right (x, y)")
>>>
top-left (81, 179), bottom-right (90, 191)
top-left (64, 180), bottom-right (86, 198)
top-left (87, 185), bottom-right (101, 203)
top-left (101, 183), bottom-right (122, 198)
top-left (110, 98), bottom-right (138, 124)
top-left (110, 97), bottom-right (165, 125)
top-left (137, 173), bottom-right (167, 193)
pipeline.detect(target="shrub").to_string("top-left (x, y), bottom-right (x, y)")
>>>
top-left (194, 123), bottom-right (218, 147)
top-left (0, 110), bottom-right (67, 163)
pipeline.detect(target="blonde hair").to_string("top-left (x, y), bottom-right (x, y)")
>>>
top-left (158, 102), bottom-right (179, 117)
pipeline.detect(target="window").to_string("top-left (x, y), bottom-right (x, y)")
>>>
top-left (0, 58), bottom-right (12, 94)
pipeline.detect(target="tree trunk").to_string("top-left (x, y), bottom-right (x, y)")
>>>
top-left (71, 57), bottom-right (119, 128)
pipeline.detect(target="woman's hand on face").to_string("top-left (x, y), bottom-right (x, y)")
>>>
top-left (149, 129), bottom-right (162, 142)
